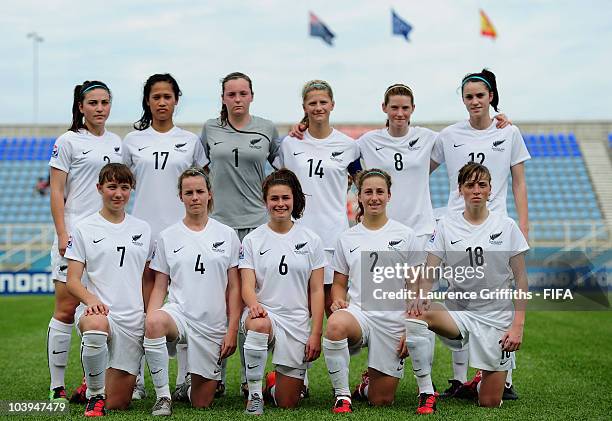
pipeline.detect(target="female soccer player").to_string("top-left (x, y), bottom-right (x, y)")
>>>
top-left (123, 73), bottom-right (208, 398)
top-left (275, 80), bottom-right (361, 314)
top-left (240, 169), bottom-right (325, 415)
top-left (47, 80), bottom-right (122, 402)
top-left (65, 163), bottom-right (152, 417)
top-left (430, 69), bottom-right (529, 399)
top-left (143, 168), bottom-right (241, 415)
top-left (323, 168), bottom-right (421, 413)
top-left (404, 162), bottom-right (528, 414)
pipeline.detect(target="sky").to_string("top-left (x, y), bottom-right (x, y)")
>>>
top-left (2, 0), bottom-right (611, 126)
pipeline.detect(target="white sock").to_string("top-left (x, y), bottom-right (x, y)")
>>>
top-left (238, 330), bottom-right (247, 384)
top-left (82, 330), bottom-right (108, 398)
top-left (47, 318), bottom-right (73, 390)
top-left (176, 343), bottom-right (188, 386)
top-left (323, 338), bottom-right (351, 397)
top-left (427, 329), bottom-right (436, 371)
top-left (136, 355), bottom-right (145, 389)
top-left (303, 370), bottom-right (309, 388)
top-left (244, 331), bottom-right (268, 399)
top-left (405, 319), bottom-right (434, 394)
top-left (144, 336), bottom-right (170, 399)
top-left (220, 356), bottom-right (228, 385)
top-left (506, 368), bottom-right (513, 388)
top-left (452, 348), bottom-right (469, 383)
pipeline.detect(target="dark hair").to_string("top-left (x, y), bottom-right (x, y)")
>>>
top-left (219, 72), bottom-right (253, 127)
top-left (69, 81), bottom-right (111, 133)
top-left (383, 83), bottom-right (414, 127)
top-left (177, 167), bottom-right (213, 212)
top-left (133, 73), bottom-right (182, 130)
top-left (457, 162), bottom-right (492, 187)
top-left (262, 169), bottom-right (306, 220)
top-left (98, 163), bottom-right (135, 188)
top-left (461, 68), bottom-right (499, 112)
top-left (355, 168), bottom-right (392, 222)
top-left (300, 79), bottom-right (334, 127)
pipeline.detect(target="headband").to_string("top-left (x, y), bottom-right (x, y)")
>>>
top-left (461, 76), bottom-right (491, 89)
top-left (81, 84), bottom-right (109, 95)
top-left (384, 84), bottom-right (413, 97)
top-left (362, 170), bottom-right (387, 178)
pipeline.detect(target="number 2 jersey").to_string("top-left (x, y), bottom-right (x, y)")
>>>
top-left (122, 126), bottom-right (209, 242)
top-left (65, 212), bottom-right (152, 335)
top-left (239, 223), bottom-right (326, 342)
top-left (431, 120), bottom-right (530, 214)
top-left (426, 211), bottom-right (529, 329)
top-left (149, 218), bottom-right (240, 341)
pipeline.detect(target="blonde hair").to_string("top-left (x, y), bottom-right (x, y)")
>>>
top-left (300, 80), bottom-right (334, 126)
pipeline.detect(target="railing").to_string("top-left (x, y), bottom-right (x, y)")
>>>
top-left (0, 224), bottom-right (54, 271)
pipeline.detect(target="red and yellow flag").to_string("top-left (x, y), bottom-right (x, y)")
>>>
top-left (480, 9), bottom-right (497, 39)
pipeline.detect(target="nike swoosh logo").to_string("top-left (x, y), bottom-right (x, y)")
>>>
top-left (350, 247), bottom-right (360, 253)
top-left (247, 364), bottom-right (259, 369)
top-left (213, 369), bottom-right (221, 374)
top-left (89, 371), bottom-right (103, 377)
top-left (138, 146), bottom-right (151, 151)
top-left (450, 239), bottom-right (462, 245)
top-left (413, 368), bottom-right (422, 372)
top-left (151, 369), bottom-right (163, 374)
top-left (93, 238), bottom-right (105, 244)
top-left (259, 249), bottom-right (271, 255)
top-left (375, 146), bottom-right (385, 151)
top-left (328, 369), bottom-right (341, 375)
top-left (213, 142), bottom-right (223, 145)
top-left (52, 350), bottom-right (67, 355)
top-left (82, 150), bottom-right (92, 155)
top-left (173, 246), bottom-right (184, 253)
top-left (293, 152), bottom-right (305, 156)
top-left (453, 144), bottom-right (465, 148)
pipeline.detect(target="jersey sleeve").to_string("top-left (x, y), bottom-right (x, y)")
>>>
top-left (149, 235), bottom-right (170, 275)
top-left (430, 133), bottom-right (445, 165)
top-left (510, 126), bottom-right (531, 167)
top-left (64, 226), bottom-right (86, 264)
top-left (229, 229), bottom-right (241, 268)
top-left (49, 135), bottom-right (72, 173)
top-left (309, 234), bottom-right (327, 270)
top-left (121, 136), bottom-right (134, 168)
top-left (268, 131), bottom-right (282, 167)
top-left (508, 219), bottom-right (530, 257)
top-left (192, 136), bottom-right (210, 168)
top-left (238, 235), bottom-right (255, 270)
top-left (272, 136), bottom-right (290, 168)
top-left (425, 219), bottom-right (446, 261)
top-left (404, 231), bottom-right (423, 267)
top-left (331, 237), bottom-right (349, 276)
top-left (200, 123), bottom-right (210, 161)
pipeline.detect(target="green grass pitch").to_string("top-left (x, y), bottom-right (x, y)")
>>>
top-left (1, 295), bottom-right (611, 420)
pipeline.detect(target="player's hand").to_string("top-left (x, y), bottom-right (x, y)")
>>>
top-left (288, 123), bottom-right (307, 140)
top-left (407, 298), bottom-right (429, 317)
top-left (248, 303), bottom-right (267, 319)
top-left (500, 324), bottom-right (523, 352)
top-left (58, 232), bottom-right (69, 257)
top-left (219, 330), bottom-right (238, 360)
top-left (397, 333), bottom-right (409, 359)
top-left (329, 299), bottom-right (348, 313)
top-left (494, 113), bottom-right (512, 129)
top-left (304, 333), bottom-right (321, 362)
top-left (84, 299), bottom-right (109, 316)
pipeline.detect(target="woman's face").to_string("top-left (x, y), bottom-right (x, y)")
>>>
top-left (79, 88), bottom-right (111, 131)
top-left (265, 184), bottom-right (293, 221)
top-left (382, 95), bottom-right (414, 132)
top-left (358, 175), bottom-right (390, 217)
top-left (97, 178), bottom-right (131, 213)
top-left (147, 81), bottom-right (177, 123)
top-left (180, 175), bottom-right (211, 216)
top-left (303, 89), bottom-right (334, 125)
top-left (462, 81), bottom-right (493, 118)
top-left (222, 78), bottom-right (253, 118)
top-left (459, 174), bottom-right (491, 209)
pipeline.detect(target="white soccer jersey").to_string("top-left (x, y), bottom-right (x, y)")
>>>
top-left (357, 127), bottom-right (437, 235)
top-left (239, 223), bottom-right (326, 342)
top-left (431, 121), bottom-right (530, 214)
top-left (49, 129), bottom-right (122, 223)
top-left (274, 129), bottom-right (360, 250)
top-left (426, 211), bottom-right (529, 329)
top-left (122, 126), bottom-right (209, 241)
top-left (65, 212), bottom-right (152, 334)
top-left (150, 218), bottom-right (240, 340)
top-left (333, 219), bottom-right (421, 331)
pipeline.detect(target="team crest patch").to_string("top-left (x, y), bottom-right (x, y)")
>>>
top-left (132, 234), bottom-right (144, 246)
top-left (66, 235), bottom-right (73, 249)
top-left (249, 138), bottom-right (262, 149)
top-left (239, 246), bottom-right (245, 260)
top-left (489, 231), bottom-right (503, 245)
top-left (294, 242), bottom-right (309, 255)
top-left (212, 241), bottom-right (226, 253)
top-left (174, 142), bottom-right (187, 151)
top-left (492, 139), bottom-right (506, 151)
top-left (51, 144), bottom-right (59, 158)
top-left (388, 239), bottom-right (404, 250)
top-left (408, 137), bottom-right (421, 150)
top-left (330, 151), bottom-right (345, 162)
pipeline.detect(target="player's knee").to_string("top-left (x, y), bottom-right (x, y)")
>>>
top-left (478, 396), bottom-right (502, 408)
top-left (246, 317), bottom-right (271, 334)
top-left (105, 395), bottom-right (131, 410)
top-left (144, 311), bottom-right (168, 337)
top-left (368, 394), bottom-right (394, 407)
top-left (80, 316), bottom-right (109, 333)
top-left (275, 393), bottom-right (300, 409)
top-left (325, 315), bottom-right (348, 340)
top-left (190, 394), bottom-right (213, 409)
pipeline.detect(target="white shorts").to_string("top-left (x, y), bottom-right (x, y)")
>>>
top-left (51, 235), bottom-right (89, 284)
top-left (340, 305), bottom-right (405, 379)
top-left (446, 311), bottom-right (514, 372)
top-left (240, 309), bottom-right (309, 378)
top-left (324, 249), bottom-right (335, 285)
top-left (161, 303), bottom-right (223, 381)
top-left (75, 307), bottom-right (144, 376)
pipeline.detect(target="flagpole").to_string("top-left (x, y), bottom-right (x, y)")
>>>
top-left (27, 32), bottom-right (44, 125)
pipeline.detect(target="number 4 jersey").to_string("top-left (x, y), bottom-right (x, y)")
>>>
top-left (65, 212), bottom-right (152, 334)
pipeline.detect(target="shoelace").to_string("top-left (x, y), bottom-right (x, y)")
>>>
top-left (153, 397), bottom-right (170, 410)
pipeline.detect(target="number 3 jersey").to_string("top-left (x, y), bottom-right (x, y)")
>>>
top-left (149, 218), bottom-right (240, 340)
top-left (65, 212), bottom-right (152, 334)
top-left (239, 224), bottom-right (326, 341)
top-left (426, 211), bottom-right (529, 328)
top-left (431, 120), bottom-right (530, 214)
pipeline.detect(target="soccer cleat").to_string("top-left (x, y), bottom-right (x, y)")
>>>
top-left (457, 370), bottom-right (482, 400)
top-left (151, 397), bottom-right (172, 416)
top-left (131, 383), bottom-right (147, 400)
top-left (416, 393), bottom-right (437, 415)
top-left (215, 382), bottom-right (226, 398)
top-left (301, 385), bottom-right (310, 399)
top-left (263, 371), bottom-right (276, 402)
top-left (241, 382), bottom-right (249, 399)
top-left (351, 370), bottom-right (369, 401)
top-left (503, 384), bottom-right (519, 401)
top-left (332, 396), bottom-right (352, 413)
top-left (49, 386), bottom-right (68, 402)
top-left (172, 375), bottom-right (191, 403)
top-left (245, 393), bottom-right (264, 415)
top-left (70, 378), bottom-right (88, 404)
top-left (441, 379), bottom-right (463, 398)
top-left (84, 395), bottom-right (105, 417)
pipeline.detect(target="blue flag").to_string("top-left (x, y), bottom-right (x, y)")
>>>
top-left (392, 9), bottom-right (412, 41)
top-left (310, 12), bottom-right (335, 46)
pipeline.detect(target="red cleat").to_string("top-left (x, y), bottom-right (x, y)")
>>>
top-left (416, 393), bottom-right (437, 415)
top-left (263, 371), bottom-right (276, 402)
top-left (84, 395), bottom-right (105, 417)
top-left (460, 370), bottom-right (482, 400)
top-left (70, 377), bottom-right (88, 404)
top-left (332, 396), bottom-right (352, 413)
top-left (351, 370), bottom-right (369, 401)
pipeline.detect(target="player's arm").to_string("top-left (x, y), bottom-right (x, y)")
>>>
top-left (511, 162), bottom-right (529, 241)
top-left (329, 271), bottom-right (349, 312)
top-left (408, 253), bottom-right (442, 316)
top-left (501, 252), bottom-right (528, 352)
top-left (66, 259), bottom-right (108, 315)
top-left (220, 266), bottom-right (240, 359)
top-left (147, 270), bottom-right (170, 313)
top-left (305, 267), bottom-right (324, 362)
top-left (49, 168), bottom-right (69, 256)
top-left (240, 268), bottom-right (266, 318)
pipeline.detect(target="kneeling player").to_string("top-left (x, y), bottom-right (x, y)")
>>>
top-left (405, 162), bottom-right (528, 413)
top-left (66, 164), bottom-right (151, 417)
top-left (240, 169), bottom-right (325, 415)
top-left (324, 169), bottom-right (421, 413)
top-left (144, 168), bottom-right (241, 415)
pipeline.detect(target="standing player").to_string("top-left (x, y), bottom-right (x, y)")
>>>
top-left (123, 73), bottom-right (208, 399)
top-left (430, 69), bottom-right (529, 399)
top-left (143, 168), bottom-right (241, 415)
top-left (201, 71), bottom-right (280, 397)
top-left (240, 169), bottom-right (325, 415)
top-left (47, 81), bottom-right (122, 402)
top-left (323, 169), bottom-right (421, 413)
top-left (404, 162), bottom-right (528, 414)
top-left (65, 163), bottom-right (152, 417)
